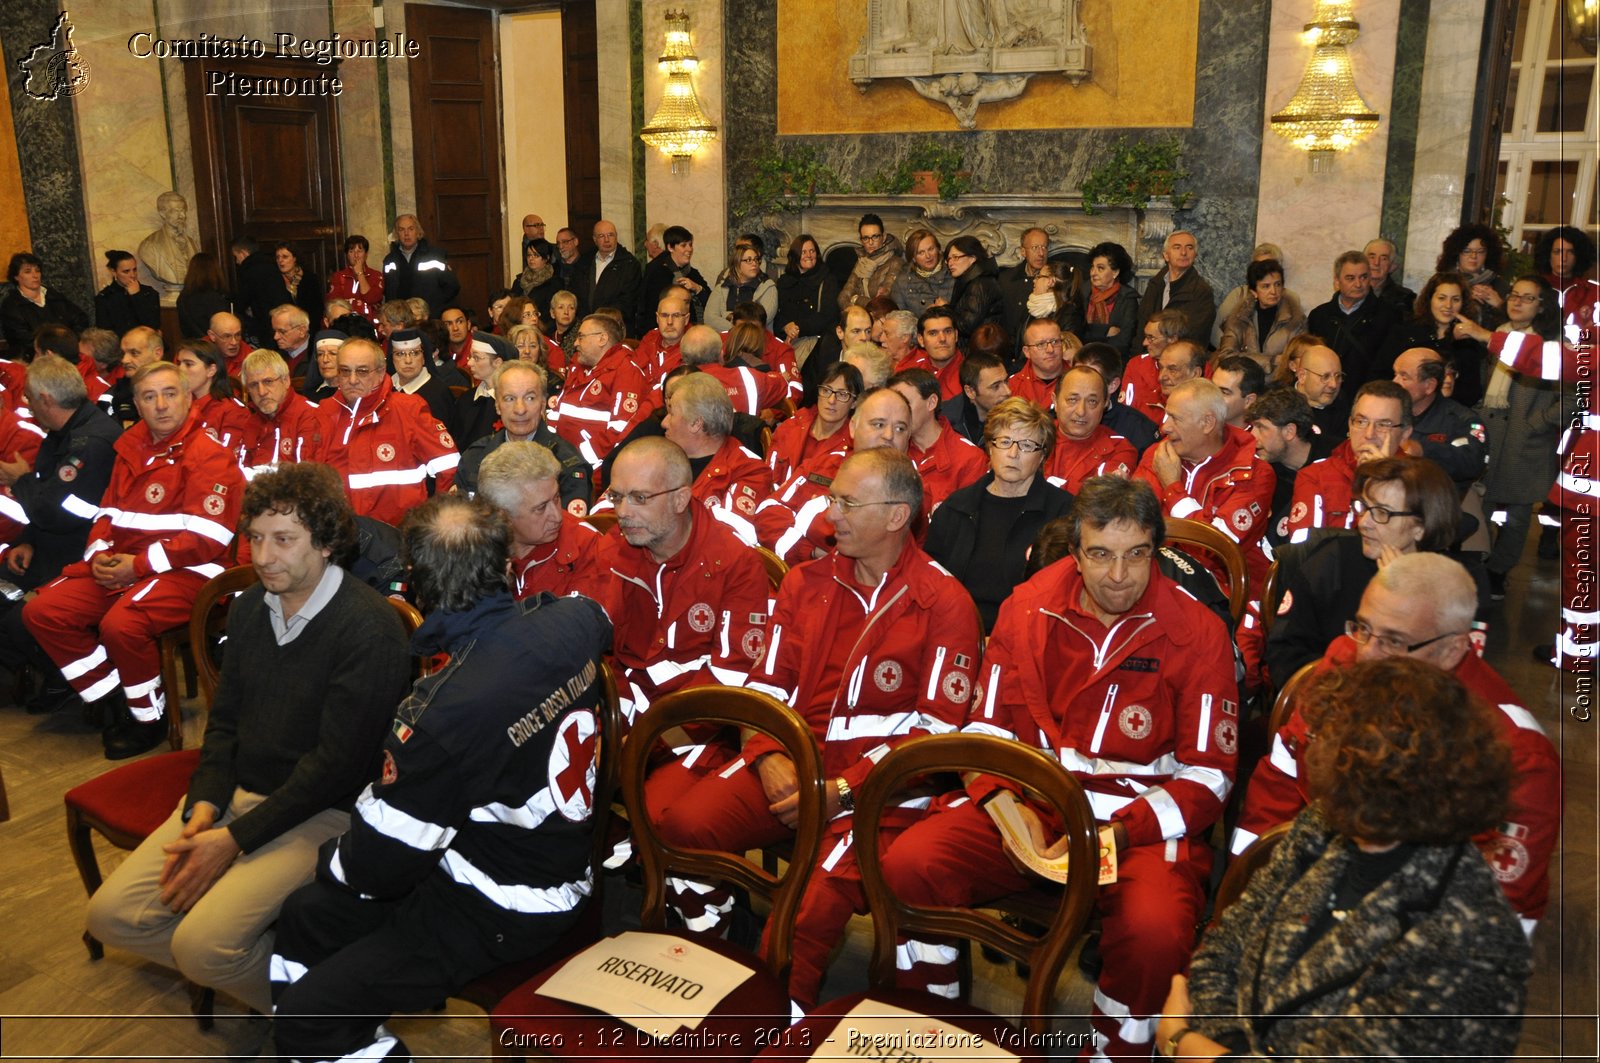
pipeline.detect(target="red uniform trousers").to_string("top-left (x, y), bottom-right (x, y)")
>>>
top-left (23, 569), bottom-right (207, 721)
top-left (651, 760), bottom-right (909, 1011)
top-left (882, 797), bottom-right (1210, 1063)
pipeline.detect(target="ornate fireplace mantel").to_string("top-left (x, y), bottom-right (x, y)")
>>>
top-left (763, 193), bottom-right (1180, 278)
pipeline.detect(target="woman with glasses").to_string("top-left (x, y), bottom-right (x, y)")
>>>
top-left (546, 291), bottom-right (580, 369)
top-left (705, 239), bottom-right (777, 332)
top-left (1436, 221), bottom-right (1506, 328)
top-left (1166, 657), bottom-right (1530, 1060)
top-left (890, 228), bottom-right (953, 318)
top-left (925, 397), bottom-right (1073, 630)
top-left (1381, 271), bottom-right (1487, 408)
top-left (944, 235), bottom-right (1005, 344)
top-left (1264, 456), bottom-right (1488, 686)
top-left (1477, 275), bottom-right (1563, 600)
top-left (767, 362), bottom-right (861, 482)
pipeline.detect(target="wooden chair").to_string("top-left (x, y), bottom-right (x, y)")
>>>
top-left (1209, 822), bottom-right (1291, 927)
top-left (448, 384), bottom-right (468, 400)
top-left (1258, 558), bottom-right (1284, 641)
top-left (1267, 660), bottom-right (1318, 737)
top-left (582, 511), bottom-right (618, 536)
top-left (456, 662), bottom-right (622, 1014)
top-left (1165, 518), bottom-right (1249, 625)
top-left (489, 685), bottom-right (826, 1061)
top-left (753, 545), bottom-right (788, 592)
top-left (759, 733), bottom-right (1097, 1058)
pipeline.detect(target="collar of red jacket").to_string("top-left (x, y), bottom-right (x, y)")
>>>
top-left (115, 401), bottom-right (208, 461)
top-left (335, 372), bottom-right (395, 423)
top-left (825, 533), bottom-right (944, 609)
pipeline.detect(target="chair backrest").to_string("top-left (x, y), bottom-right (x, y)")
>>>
top-left (188, 565), bottom-right (262, 708)
top-left (759, 424), bottom-right (774, 457)
top-left (753, 545), bottom-right (788, 593)
top-left (385, 597), bottom-right (440, 679)
top-left (854, 733), bottom-right (1098, 1035)
top-left (1267, 660), bottom-right (1319, 737)
top-left (622, 685), bottom-right (825, 982)
top-left (1210, 821), bottom-right (1292, 926)
top-left (1258, 558), bottom-right (1284, 641)
top-left (584, 511), bottom-right (618, 536)
top-left (1165, 518), bottom-right (1248, 625)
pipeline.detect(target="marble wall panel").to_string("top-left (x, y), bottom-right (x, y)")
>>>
top-left (726, 0), bottom-right (1270, 286)
top-left (597, 0), bottom-right (636, 247)
top-left (1254, 0), bottom-right (1399, 304)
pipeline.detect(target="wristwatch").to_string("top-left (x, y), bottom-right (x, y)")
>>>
top-left (1162, 1026), bottom-right (1193, 1059)
top-left (834, 777), bottom-right (854, 813)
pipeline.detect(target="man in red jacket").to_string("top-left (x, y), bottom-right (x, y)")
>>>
top-left (24, 362), bottom-right (244, 758)
top-left (889, 367), bottom-right (989, 512)
top-left (238, 350), bottom-right (324, 479)
top-left (1007, 316), bottom-right (1068, 409)
top-left (1045, 364), bottom-right (1138, 492)
top-left (547, 313), bottom-right (650, 470)
top-left (313, 338), bottom-right (458, 524)
top-left (1234, 552), bottom-right (1561, 934)
top-left (661, 372), bottom-right (773, 543)
top-left (1135, 377), bottom-right (1276, 593)
top-left (882, 475), bottom-right (1237, 1061)
top-left (656, 447), bottom-right (981, 1010)
top-left (1284, 379), bottom-right (1413, 542)
top-left (631, 289), bottom-right (692, 397)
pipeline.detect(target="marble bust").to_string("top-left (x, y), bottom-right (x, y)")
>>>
top-left (137, 191), bottom-right (199, 306)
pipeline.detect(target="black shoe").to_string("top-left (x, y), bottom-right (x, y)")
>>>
top-left (1488, 571), bottom-right (1507, 601)
top-left (26, 682), bottom-right (83, 715)
top-left (1538, 525), bottom-right (1559, 560)
top-left (104, 717), bottom-right (166, 760)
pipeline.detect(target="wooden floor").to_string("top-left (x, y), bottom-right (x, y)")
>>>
top-left (0, 534), bottom-right (1593, 1060)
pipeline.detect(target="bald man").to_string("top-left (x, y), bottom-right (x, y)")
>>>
top-left (382, 213), bottom-right (460, 317)
top-left (574, 219), bottom-right (641, 319)
top-left (1293, 342), bottom-right (1350, 459)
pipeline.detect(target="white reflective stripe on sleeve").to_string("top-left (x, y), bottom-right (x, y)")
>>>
top-left (1059, 749), bottom-right (1180, 777)
top-left (963, 720), bottom-right (1015, 741)
top-left (426, 452), bottom-right (460, 475)
top-left (820, 832), bottom-right (853, 873)
top-left (825, 711), bottom-right (918, 743)
top-left (187, 562), bottom-right (225, 579)
top-left (1498, 703), bottom-right (1546, 733)
top-left (269, 954), bottom-right (308, 986)
top-left (1268, 732), bottom-right (1299, 777)
top-left (61, 493), bottom-right (98, 519)
top-left (417, 260), bottom-right (448, 272)
top-left (1172, 763), bottom-right (1231, 801)
top-left (348, 467), bottom-right (428, 488)
top-left (643, 654), bottom-right (711, 686)
top-left (981, 662), bottom-right (1001, 718)
top-left (470, 789), bottom-right (559, 831)
top-left (1229, 826), bottom-right (1259, 856)
top-left (356, 787), bottom-right (458, 851)
top-left (1086, 789), bottom-right (1136, 820)
top-left (0, 494), bottom-right (26, 523)
top-left (1542, 341), bottom-right (1561, 379)
top-left (924, 645), bottom-right (947, 701)
top-left (441, 849), bottom-right (592, 913)
top-left (1140, 785), bottom-right (1187, 838)
top-left (773, 494), bottom-right (829, 559)
top-left (1196, 693), bottom-right (1212, 753)
top-left (707, 663), bottom-right (751, 685)
top-left (762, 623), bottom-right (782, 675)
top-left (747, 679), bottom-right (791, 702)
top-left (735, 367), bottom-right (760, 415)
top-left (557, 403), bottom-right (609, 424)
top-left (717, 756), bottom-right (748, 779)
top-left (147, 541), bottom-right (172, 573)
top-left (1169, 497), bottom-right (1202, 519)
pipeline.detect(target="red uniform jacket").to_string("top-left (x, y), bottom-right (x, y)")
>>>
top-left (595, 504), bottom-right (771, 729)
top-left (745, 537), bottom-right (980, 824)
top-left (1234, 635), bottom-right (1563, 923)
top-left (1491, 327), bottom-right (1598, 513)
top-left (692, 435), bottom-right (773, 545)
top-left (0, 409), bottom-right (46, 539)
top-left (325, 266), bottom-right (385, 327)
top-left (767, 406), bottom-right (850, 483)
top-left (312, 376), bottom-right (459, 525)
top-left (965, 558), bottom-right (1238, 849)
top-left (1008, 363), bottom-right (1061, 411)
top-left (193, 393), bottom-right (250, 451)
top-left (1121, 353), bottom-right (1162, 415)
top-left (1285, 440), bottom-right (1359, 542)
top-left (909, 421), bottom-right (990, 511)
top-left (631, 329), bottom-right (682, 393)
top-left (223, 341), bottom-right (257, 379)
top-left (76, 355), bottom-right (120, 407)
top-left (238, 391), bottom-right (323, 479)
top-left (1133, 423), bottom-right (1276, 592)
top-left (895, 349), bottom-right (964, 401)
top-left (761, 333), bottom-right (801, 400)
top-left (0, 359), bottom-right (26, 413)
top-left (75, 407), bottom-right (243, 581)
top-left (1044, 424), bottom-right (1137, 493)
top-left (548, 344), bottom-right (650, 468)
top-left (703, 363), bottom-right (788, 416)
top-left (756, 446), bottom-right (849, 565)
top-left (512, 513), bottom-right (605, 601)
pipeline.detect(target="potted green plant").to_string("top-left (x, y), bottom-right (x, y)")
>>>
top-left (732, 145), bottom-right (845, 220)
top-left (1079, 136), bottom-right (1194, 215)
top-left (904, 139), bottom-right (972, 200)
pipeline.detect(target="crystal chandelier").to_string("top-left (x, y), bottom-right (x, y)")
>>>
top-left (1269, 1), bottom-right (1381, 170)
top-left (640, 9), bottom-right (718, 174)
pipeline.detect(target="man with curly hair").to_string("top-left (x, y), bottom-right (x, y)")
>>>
top-left (83, 462), bottom-right (411, 1014)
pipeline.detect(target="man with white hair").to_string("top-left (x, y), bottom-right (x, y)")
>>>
top-left (876, 308), bottom-right (919, 368)
top-left (547, 313), bottom-right (651, 469)
top-left (1137, 230), bottom-right (1215, 344)
top-left (237, 350), bottom-right (323, 480)
top-left (1365, 237), bottom-right (1416, 317)
top-left (1235, 552), bottom-right (1561, 933)
top-left (477, 440), bottom-right (604, 600)
top-left (381, 213), bottom-right (460, 317)
top-left (1134, 377), bottom-right (1276, 591)
top-left (270, 305), bottom-right (312, 371)
top-left (455, 362), bottom-right (591, 512)
top-left (659, 372), bottom-right (773, 541)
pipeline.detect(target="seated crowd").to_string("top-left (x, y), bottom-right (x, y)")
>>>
top-left (0, 212), bottom-right (1589, 1061)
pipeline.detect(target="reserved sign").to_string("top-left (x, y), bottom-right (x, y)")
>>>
top-left (539, 931), bottom-right (755, 1038)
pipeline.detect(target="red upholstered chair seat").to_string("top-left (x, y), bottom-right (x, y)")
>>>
top-left (754, 988), bottom-right (1044, 1063)
top-left (491, 931), bottom-right (790, 1060)
top-left (65, 748), bottom-right (202, 842)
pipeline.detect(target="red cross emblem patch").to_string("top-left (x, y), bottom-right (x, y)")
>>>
top-left (548, 711), bottom-right (598, 823)
top-left (1118, 704), bottom-right (1152, 740)
top-left (376, 443), bottom-right (396, 462)
top-left (687, 602), bottom-right (716, 633)
top-left (874, 660), bottom-right (903, 692)
top-left (144, 483), bottom-right (165, 504)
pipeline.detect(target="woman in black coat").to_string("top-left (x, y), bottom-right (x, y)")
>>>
top-left (512, 240), bottom-right (566, 327)
top-left (924, 397), bottom-right (1073, 630)
top-left (1380, 271), bottom-right (1488, 408)
top-left (271, 242), bottom-right (325, 327)
top-left (2, 252), bottom-right (89, 352)
top-left (944, 234), bottom-right (1004, 343)
top-left (176, 252), bottom-right (234, 338)
top-left (1079, 241), bottom-right (1140, 357)
top-left (773, 234), bottom-right (841, 364)
top-left (93, 249), bottom-right (160, 337)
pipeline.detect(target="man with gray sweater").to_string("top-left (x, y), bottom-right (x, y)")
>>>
top-left (84, 462), bottom-right (410, 1014)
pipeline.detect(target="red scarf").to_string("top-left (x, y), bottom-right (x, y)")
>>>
top-left (1086, 282), bottom-right (1121, 325)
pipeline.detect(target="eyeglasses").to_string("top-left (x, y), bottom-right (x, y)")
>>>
top-left (1025, 338), bottom-right (1063, 350)
top-left (946, 252), bottom-right (973, 262)
top-left (817, 384), bottom-right (857, 402)
top-left (990, 437), bottom-right (1046, 454)
top-left (739, 255), bottom-right (761, 264)
top-left (1302, 368), bottom-right (1345, 384)
top-left (1352, 498), bottom-right (1418, 524)
top-left (860, 233), bottom-right (885, 244)
top-left (658, 311), bottom-right (689, 320)
top-left (1077, 545), bottom-right (1155, 567)
top-left (1349, 415), bottom-right (1402, 433)
top-left (602, 485), bottom-right (686, 507)
top-left (335, 366), bottom-right (378, 379)
top-left (577, 331), bottom-right (609, 341)
top-left (1344, 619), bottom-right (1465, 655)
top-left (826, 494), bottom-right (909, 512)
